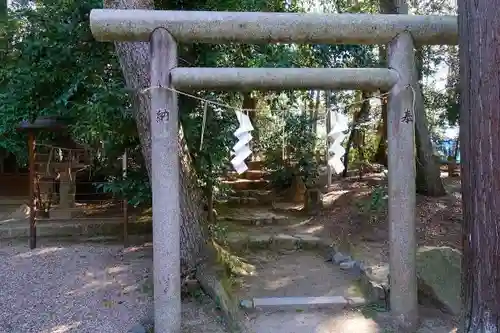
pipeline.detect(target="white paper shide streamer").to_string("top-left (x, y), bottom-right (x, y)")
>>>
top-left (231, 110), bottom-right (254, 174)
top-left (327, 112), bottom-right (349, 174)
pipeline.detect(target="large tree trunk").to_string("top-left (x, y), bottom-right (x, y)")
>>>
top-left (104, 0), bottom-right (205, 275)
top-left (458, 0), bottom-right (500, 331)
top-left (374, 0), bottom-right (396, 167)
top-left (342, 92), bottom-right (370, 177)
top-left (374, 90), bottom-right (388, 167)
top-left (413, 46), bottom-right (446, 196)
top-left (379, 0), bottom-right (445, 197)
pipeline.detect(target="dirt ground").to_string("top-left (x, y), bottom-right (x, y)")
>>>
top-left (219, 173), bottom-right (462, 268)
top-left (305, 173), bottom-right (462, 265)
top-left (0, 172), bottom-right (461, 332)
top-left (215, 172), bottom-right (462, 332)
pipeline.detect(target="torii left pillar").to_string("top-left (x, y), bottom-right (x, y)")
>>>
top-left (150, 28), bottom-right (181, 333)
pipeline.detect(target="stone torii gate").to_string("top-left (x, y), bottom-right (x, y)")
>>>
top-left (90, 8), bottom-right (457, 332)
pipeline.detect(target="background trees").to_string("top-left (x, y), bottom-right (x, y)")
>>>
top-left (1, 0), bottom-right (460, 271)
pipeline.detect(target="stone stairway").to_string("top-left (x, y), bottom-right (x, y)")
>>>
top-left (214, 163), bottom-right (375, 333)
top-left (219, 161), bottom-right (274, 207)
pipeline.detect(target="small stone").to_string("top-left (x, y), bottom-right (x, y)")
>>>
top-left (340, 260), bottom-right (356, 270)
top-left (351, 261), bottom-right (364, 276)
top-left (358, 264), bottom-right (390, 304)
top-left (240, 299), bottom-right (253, 309)
top-left (332, 251), bottom-right (352, 265)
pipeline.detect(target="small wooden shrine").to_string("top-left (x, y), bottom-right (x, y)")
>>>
top-left (17, 116), bottom-right (91, 248)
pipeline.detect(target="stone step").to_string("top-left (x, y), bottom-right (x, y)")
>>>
top-left (232, 190), bottom-right (274, 203)
top-left (219, 209), bottom-right (289, 226)
top-left (222, 179), bottom-right (269, 191)
top-left (217, 196), bottom-right (260, 207)
top-left (239, 296), bottom-right (366, 310)
top-left (226, 232), bottom-right (330, 252)
top-left (0, 219), bottom-right (152, 239)
top-left (272, 202), bottom-right (304, 213)
top-left (216, 190), bottom-right (275, 207)
top-left (226, 170), bottom-right (268, 181)
top-left (248, 160), bottom-right (265, 171)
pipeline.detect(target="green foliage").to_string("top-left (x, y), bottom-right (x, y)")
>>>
top-left (95, 168), bottom-right (152, 207)
top-left (355, 184), bottom-right (388, 225)
top-left (1, 0), bottom-right (134, 154)
top-left (0, 0), bottom-right (458, 208)
top-left (261, 111), bottom-right (318, 189)
top-left (1, 0), bottom-right (142, 200)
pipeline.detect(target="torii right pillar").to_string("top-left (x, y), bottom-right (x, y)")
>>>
top-left (387, 30), bottom-right (419, 332)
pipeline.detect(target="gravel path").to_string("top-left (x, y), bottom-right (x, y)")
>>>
top-left (0, 240), bottom-right (153, 333)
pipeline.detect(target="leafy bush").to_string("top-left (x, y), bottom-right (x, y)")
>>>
top-left (260, 111), bottom-right (319, 190)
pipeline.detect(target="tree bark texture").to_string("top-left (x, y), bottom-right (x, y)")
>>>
top-left (374, 44), bottom-right (388, 167)
top-left (374, 96), bottom-right (388, 166)
top-left (379, 0), bottom-right (445, 197)
top-left (374, 0), bottom-right (396, 168)
top-left (104, 0), bottom-right (205, 275)
top-left (342, 91), bottom-right (370, 177)
top-left (413, 49), bottom-right (446, 197)
top-left (458, 0), bottom-right (500, 331)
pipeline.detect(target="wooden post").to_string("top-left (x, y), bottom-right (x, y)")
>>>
top-left (150, 28), bottom-right (181, 333)
top-left (28, 132), bottom-right (36, 249)
top-left (122, 150), bottom-right (128, 247)
top-left (387, 31), bottom-right (418, 330)
top-left (57, 168), bottom-right (74, 218)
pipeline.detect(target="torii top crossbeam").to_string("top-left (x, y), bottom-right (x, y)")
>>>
top-left (90, 9), bottom-right (458, 45)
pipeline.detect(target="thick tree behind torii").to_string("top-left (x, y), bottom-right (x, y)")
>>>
top-left (376, 0), bottom-right (446, 197)
top-left (458, 0), bottom-right (500, 331)
top-left (104, 0), bottom-right (205, 274)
